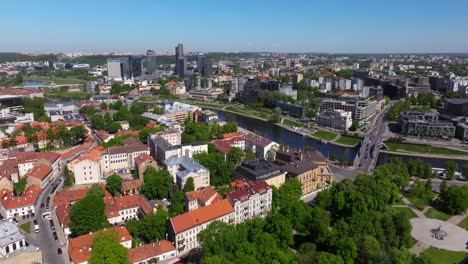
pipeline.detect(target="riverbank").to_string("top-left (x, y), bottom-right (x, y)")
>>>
top-left (384, 142), bottom-right (468, 158)
top-left (308, 130), bottom-right (361, 147)
top-left (380, 150), bottom-right (468, 161)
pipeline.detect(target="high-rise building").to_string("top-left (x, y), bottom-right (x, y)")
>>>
top-left (196, 53), bottom-right (213, 76)
top-left (144, 50), bottom-right (158, 75)
top-left (107, 58), bottom-right (130, 81)
top-left (129, 56), bottom-right (143, 78)
top-left (175, 43), bottom-right (187, 78)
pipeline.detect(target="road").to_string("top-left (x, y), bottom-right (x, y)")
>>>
top-left (329, 104), bottom-right (391, 180)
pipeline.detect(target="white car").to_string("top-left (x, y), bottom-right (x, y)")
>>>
top-left (42, 212), bottom-right (51, 220)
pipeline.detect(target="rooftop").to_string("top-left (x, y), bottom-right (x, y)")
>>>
top-left (0, 221), bottom-right (25, 247)
top-left (170, 199), bottom-right (234, 234)
top-left (185, 186), bottom-right (222, 204)
top-left (127, 241), bottom-right (175, 263)
top-left (227, 180), bottom-right (269, 203)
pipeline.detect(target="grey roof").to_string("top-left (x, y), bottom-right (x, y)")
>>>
top-left (164, 156), bottom-right (208, 179)
top-left (0, 221), bottom-right (25, 247)
top-left (233, 159), bottom-right (283, 182)
top-left (44, 101), bottom-right (74, 107)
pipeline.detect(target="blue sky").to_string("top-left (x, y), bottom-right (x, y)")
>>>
top-left (2, 0), bottom-right (468, 53)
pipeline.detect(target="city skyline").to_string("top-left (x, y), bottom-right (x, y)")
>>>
top-left (1, 0), bottom-right (468, 53)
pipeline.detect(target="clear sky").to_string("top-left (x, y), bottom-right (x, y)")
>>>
top-left (2, 0), bottom-right (468, 53)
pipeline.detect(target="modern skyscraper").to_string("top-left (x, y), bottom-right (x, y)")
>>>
top-left (196, 53), bottom-right (213, 77)
top-left (144, 50), bottom-right (158, 75)
top-left (129, 56), bottom-right (143, 78)
top-left (175, 43), bottom-right (187, 78)
top-left (107, 58), bottom-right (130, 81)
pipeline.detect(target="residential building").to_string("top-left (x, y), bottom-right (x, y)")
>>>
top-left (164, 156), bottom-right (210, 190)
top-left (399, 110), bottom-right (455, 138)
top-left (142, 101), bottom-right (200, 124)
top-left (101, 139), bottom-right (149, 174)
top-left (24, 163), bottom-right (53, 189)
top-left (278, 86), bottom-right (297, 100)
top-left (275, 101), bottom-right (306, 118)
top-left (128, 241), bottom-right (177, 264)
top-left (121, 179), bottom-right (143, 196)
top-left (68, 226), bottom-right (132, 264)
top-left (0, 185), bottom-right (41, 220)
top-left (106, 195), bottom-right (153, 225)
top-left (167, 199), bottom-right (234, 255)
top-left (227, 180), bottom-right (272, 224)
top-left (319, 98), bottom-right (377, 121)
top-left (244, 133), bottom-right (279, 160)
top-left (71, 147), bottom-right (104, 185)
top-left (316, 109), bottom-right (353, 131)
top-left (184, 186), bottom-right (222, 212)
top-left (276, 147), bottom-right (333, 194)
top-left (134, 154), bottom-right (158, 178)
top-left (232, 159), bottom-right (286, 188)
top-left (0, 221), bottom-right (28, 257)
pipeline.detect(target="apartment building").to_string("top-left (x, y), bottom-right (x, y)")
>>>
top-left (319, 98), bottom-right (377, 121)
top-left (244, 133), bottom-right (279, 160)
top-left (399, 110), bottom-right (455, 138)
top-left (128, 241), bottom-right (177, 264)
top-left (315, 109), bottom-right (353, 131)
top-left (232, 159), bottom-right (286, 188)
top-left (167, 199), bottom-right (234, 255)
top-left (164, 156), bottom-right (210, 190)
top-left (184, 186), bottom-right (222, 212)
top-left (0, 221), bottom-right (28, 257)
top-left (0, 185), bottom-right (41, 220)
top-left (227, 180), bottom-right (272, 224)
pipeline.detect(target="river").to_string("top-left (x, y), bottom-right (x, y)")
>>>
top-left (215, 110), bottom-right (359, 163)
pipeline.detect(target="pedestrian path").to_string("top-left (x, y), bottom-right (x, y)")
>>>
top-left (400, 196), bottom-right (426, 218)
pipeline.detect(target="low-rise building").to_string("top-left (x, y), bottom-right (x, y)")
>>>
top-left (164, 156), bottom-right (210, 190)
top-left (184, 186), bottom-right (222, 212)
top-left (121, 179), bottom-right (143, 196)
top-left (319, 98), bottom-right (377, 121)
top-left (232, 159), bottom-right (286, 188)
top-left (315, 109), bottom-right (353, 131)
top-left (128, 241), bottom-right (177, 264)
top-left (0, 221), bottom-right (28, 258)
top-left (227, 180), bottom-right (272, 224)
top-left (0, 185), bottom-right (41, 220)
top-left (244, 134), bottom-right (279, 160)
top-left (399, 110), bottom-right (455, 138)
top-left (68, 226), bottom-right (132, 264)
top-left (134, 153), bottom-right (158, 178)
top-left (168, 199), bottom-right (234, 256)
top-left (276, 147), bottom-right (333, 194)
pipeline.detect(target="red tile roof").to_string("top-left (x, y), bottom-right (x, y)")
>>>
top-left (223, 132), bottom-right (243, 139)
top-left (185, 186), bottom-right (222, 204)
top-left (227, 180), bottom-right (269, 203)
top-left (170, 199), bottom-right (234, 234)
top-left (128, 241), bottom-right (175, 263)
top-left (55, 204), bottom-right (71, 228)
top-left (121, 179), bottom-right (143, 192)
top-left (134, 153), bottom-right (156, 167)
top-left (0, 185), bottom-right (41, 210)
top-left (68, 227), bottom-right (131, 264)
top-left (24, 163), bottom-right (52, 181)
top-left (115, 130), bottom-right (140, 138)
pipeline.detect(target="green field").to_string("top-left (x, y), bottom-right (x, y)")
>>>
top-left (282, 118), bottom-right (304, 128)
top-left (31, 77), bottom-right (86, 85)
top-left (420, 247), bottom-right (468, 264)
top-left (424, 208), bottom-right (451, 221)
top-left (457, 216), bottom-right (468, 230)
top-left (312, 130), bottom-right (338, 141)
top-left (335, 135), bottom-right (361, 146)
top-left (385, 142), bottom-right (468, 156)
top-left (19, 221), bottom-right (31, 234)
top-left (392, 206), bottom-right (418, 219)
top-left (404, 195), bottom-right (428, 211)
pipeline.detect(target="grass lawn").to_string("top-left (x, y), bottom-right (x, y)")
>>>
top-left (282, 118), bottom-right (304, 128)
top-left (384, 142), bottom-right (468, 156)
top-left (32, 77), bottom-right (86, 85)
top-left (312, 130), bottom-right (338, 141)
top-left (335, 135), bottom-right (361, 146)
top-left (458, 216), bottom-right (468, 230)
top-left (420, 247), bottom-right (468, 264)
top-left (424, 208), bottom-right (451, 221)
top-left (392, 207), bottom-right (418, 219)
top-left (394, 198), bottom-right (406, 205)
top-left (404, 195), bottom-right (428, 211)
top-left (19, 221), bottom-right (31, 234)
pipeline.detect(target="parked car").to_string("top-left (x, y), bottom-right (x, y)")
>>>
top-left (57, 248), bottom-right (62, 255)
top-left (42, 212), bottom-right (51, 220)
top-left (33, 219), bottom-right (39, 233)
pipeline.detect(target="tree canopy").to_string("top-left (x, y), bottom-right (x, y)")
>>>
top-left (88, 229), bottom-right (129, 264)
top-left (126, 205), bottom-right (169, 244)
top-left (141, 167), bottom-right (173, 200)
top-left (70, 185), bottom-right (109, 236)
top-left (106, 174), bottom-right (123, 196)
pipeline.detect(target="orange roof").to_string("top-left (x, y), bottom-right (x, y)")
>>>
top-left (121, 179), bottom-right (143, 192)
top-left (145, 121), bottom-right (156, 128)
top-left (76, 148), bottom-right (103, 163)
top-left (128, 241), bottom-right (175, 263)
top-left (55, 204), bottom-right (71, 228)
top-left (24, 163), bottom-right (52, 181)
top-left (223, 132), bottom-right (243, 139)
top-left (37, 151), bottom-right (61, 164)
top-left (15, 136), bottom-right (27, 145)
top-left (0, 185), bottom-right (41, 210)
top-left (185, 186), bottom-right (222, 204)
top-left (54, 184), bottom-right (111, 207)
top-left (115, 130), bottom-right (139, 138)
top-left (68, 227), bottom-right (131, 264)
top-left (170, 199), bottom-right (234, 234)
top-left (134, 153), bottom-right (155, 167)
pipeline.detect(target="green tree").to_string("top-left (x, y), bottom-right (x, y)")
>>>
top-left (182, 177), bottom-right (195, 192)
top-left (100, 102), bottom-right (107, 110)
top-left (336, 237), bottom-right (358, 264)
top-left (106, 174), bottom-right (123, 196)
top-left (13, 178), bottom-right (27, 196)
top-left (64, 166), bottom-right (74, 188)
top-left (91, 114), bottom-right (105, 130)
top-left (227, 147), bottom-right (243, 166)
top-left (463, 163), bottom-right (468, 179)
top-left (244, 150), bottom-right (257, 160)
top-left (126, 205), bottom-right (169, 243)
top-left (141, 167), bottom-right (173, 199)
top-left (265, 213), bottom-right (294, 248)
top-left (423, 164), bottom-right (433, 179)
top-left (349, 120), bottom-right (359, 131)
top-left (88, 229), bottom-right (129, 264)
top-left (193, 152), bottom-right (233, 186)
top-left (444, 161), bottom-right (458, 180)
top-left (88, 183), bottom-right (105, 197)
top-left (439, 185), bottom-right (468, 214)
top-left (316, 252), bottom-right (344, 264)
top-left (70, 189), bottom-right (109, 236)
top-left (273, 107), bottom-right (282, 122)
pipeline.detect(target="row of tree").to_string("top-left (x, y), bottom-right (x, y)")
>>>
top-left (182, 119), bottom-right (237, 144)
